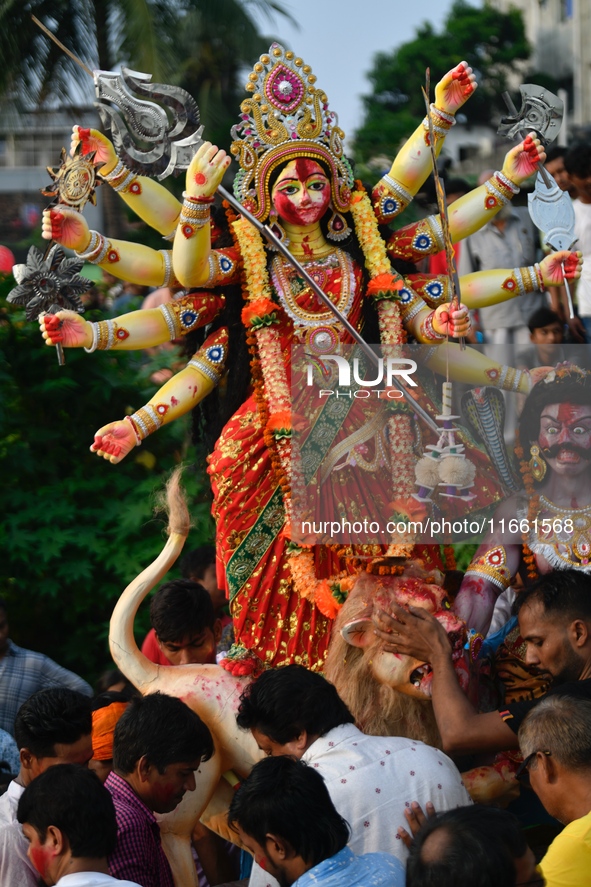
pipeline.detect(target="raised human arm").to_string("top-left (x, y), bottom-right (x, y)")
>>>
top-left (373, 62), bottom-right (476, 222)
top-left (373, 603), bottom-right (520, 755)
top-left (42, 206), bottom-right (172, 288)
top-left (386, 135), bottom-right (545, 263)
top-left (90, 328), bottom-right (228, 463)
top-left (459, 250), bottom-right (582, 311)
top-left (172, 144), bottom-right (232, 287)
top-left (39, 292), bottom-right (224, 351)
top-left (72, 126), bottom-right (182, 237)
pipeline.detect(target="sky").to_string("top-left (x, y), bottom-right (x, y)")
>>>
top-left (248, 0), bottom-right (466, 142)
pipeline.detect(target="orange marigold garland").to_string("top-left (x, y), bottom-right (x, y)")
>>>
top-left (232, 217), bottom-right (360, 613)
top-left (350, 186), bottom-right (417, 547)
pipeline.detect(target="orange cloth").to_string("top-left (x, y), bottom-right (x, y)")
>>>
top-left (92, 701), bottom-right (128, 761)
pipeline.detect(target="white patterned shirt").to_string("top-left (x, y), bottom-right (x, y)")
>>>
top-left (249, 724), bottom-right (471, 887)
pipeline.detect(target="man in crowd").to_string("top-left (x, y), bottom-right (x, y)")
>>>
top-left (565, 144), bottom-right (591, 340)
top-left (17, 763), bottom-right (142, 887)
top-left (458, 176), bottom-right (544, 347)
top-left (0, 597), bottom-right (92, 736)
top-left (545, 146), bottom-right (577, 198)
top-left (105, 691), bottom-right (214, 887)
top-left (180, 545), bottom-right (234, 652)
top-left (518, 306), bottom-right (566, 370)
top-left (140, 579), bottom-right (222, 666)
top-left (519, 695), bottom-right (591, 886)
top-left (373, 569), bottom-right (591, 756)
top-left (229, 755), bottom-right (404, 887)
top-left (0, 688), bottom-right (93, 887)
top-left (406, 806), bottom-right (542, 887)
top-left (236, 664), bottom-right (471, 886)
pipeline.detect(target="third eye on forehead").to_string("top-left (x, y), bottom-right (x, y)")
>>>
top-left (276, 159), bottom-right (326, 184)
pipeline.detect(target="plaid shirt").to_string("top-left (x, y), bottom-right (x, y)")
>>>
top-left (105, 772), bottom-right (174, 887)
top-left (0, 641), bottom-right (92, 736)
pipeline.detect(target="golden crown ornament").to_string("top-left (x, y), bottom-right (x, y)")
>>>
top-left (231, 43), bottom-right (354, 222)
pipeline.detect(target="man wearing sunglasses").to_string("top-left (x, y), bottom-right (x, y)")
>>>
top-left (518, 695), bottom-right (591, 886)
top-left (373, 569), bottom-right (591, 756)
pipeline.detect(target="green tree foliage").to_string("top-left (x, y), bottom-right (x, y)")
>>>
top-left (354, 0), bottom-right (530, 164)
top-left (176, 0), bottom-right (286, 151)
top-left (0, 286), bottom-right (213, 682)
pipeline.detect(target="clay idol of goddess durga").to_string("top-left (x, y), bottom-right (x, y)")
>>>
top-left (39, 45), bottom-right (580, 672)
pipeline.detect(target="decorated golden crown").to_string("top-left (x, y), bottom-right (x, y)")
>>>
top-left (231, 43), bottom-right (354, 221)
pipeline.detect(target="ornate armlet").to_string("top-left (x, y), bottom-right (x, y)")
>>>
top-left (159, 250), bottom-right (177, 287)
top-left (84, 319), bottom-right (130, 351)
top-left (483, 172), bottom-right (520, 211)
top-left (127, 406), bottom-right (164, 441)
top-left (100, 160), bottom-right (142, 196)
top-left (501, 265), bottom-right (544, 299)
top-left (372, 176), bottom-right (413, 223)
top-left (486, 365), bottom-right (526, 393)
top-left (420, 310), bottom-right (445, 342)
top-left (179, 191), bottom-right (212, 238)
top-left (422, 104), bottom-right (456, 144)
top-left (187, 330), bottom-right (229, 387)
top-left (75, 231), bottom-right (119, 265)
top-left (465, 546), bottom-right (511, 592)
top-left (159, 293), bottom-right (223, 339)
top-left (388, 216), bottom-right (445, 263)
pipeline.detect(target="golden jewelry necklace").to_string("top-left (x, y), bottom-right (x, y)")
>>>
top-left (270, 248), bottom-right (355, 331)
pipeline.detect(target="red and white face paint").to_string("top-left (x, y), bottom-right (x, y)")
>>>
top-left (538, 402), bottom-right (591, 476)
top-left (271, 159), bottom-right (331, 226)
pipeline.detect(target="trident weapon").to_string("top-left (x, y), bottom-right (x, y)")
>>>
top-left (497, 84), bottom-right (577, 318)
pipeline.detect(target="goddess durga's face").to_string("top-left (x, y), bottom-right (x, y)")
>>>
top-left (271, 158), bottom-right (331, 226)
top-left (537, 402), bottom-right (591, 477)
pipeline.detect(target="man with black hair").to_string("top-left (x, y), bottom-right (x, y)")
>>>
top-left (140, 579), bottom-right (222, 666)
top-left (180, 545), bottom-right (234, 652)
top-left (16, 764), bottom-right (141, 887)
top-left (229, 756), bottom-right (403, 887)
top-left (546, 145), bottom-right (575, 195)
top-left (518, 306), bottom-right (566, 369)
top-left (236, 665), bottom-right (470, 884)
top-left (565, 144), bottom-right (591, 338)
top-left (0, 688), bottom-right (93, 887)
top-left (0, 597), bottom-right (91, 737)
top-left (406, 806), bottom-right (542, 887)
top-left (374, 569), bottom-right (591, 757)
top-left (105, 691), bottom-right (214, 887)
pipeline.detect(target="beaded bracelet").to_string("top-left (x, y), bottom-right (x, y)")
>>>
top-left (83, 322), bottom-right (98, 353)
top-left (124, 415), bottom-right (142, 447)
top-left (101, 160), bottom-right (140, 194)
top-left (75, 231), bottom-right (110, 264)
top-left (420, 310), bottom-right (445, 342)
top-left (128, 406), bottom-right (163, 441)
